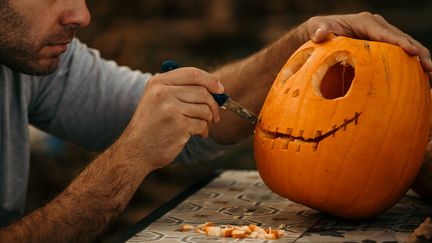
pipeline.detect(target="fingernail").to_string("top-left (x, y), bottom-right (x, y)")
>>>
top-left (312, 27), bottom-right (325, 42)
top-left (312, 28), bottom-right (322, 42)
top-left (218, 81), bottom-right (224, 93)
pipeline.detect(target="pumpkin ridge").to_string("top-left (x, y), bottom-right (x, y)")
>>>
top-left (347, 50), bottom-right (427, 216)
top-left (327, 72), bottom-right (405, 217)
top-left (377, 66), bottom-right (430, 212)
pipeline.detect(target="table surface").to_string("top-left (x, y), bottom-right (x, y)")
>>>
top-left (112, 170), bottom-right (432, 243)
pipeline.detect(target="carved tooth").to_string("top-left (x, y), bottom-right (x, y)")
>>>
top-left (283, 140), bottom-right (289, 150)
top-left (312, 142), bottom-right (318, 152)
top-left (332, 125), bottom-right (337, 137)
top-left (343, 119), bottom-right (348, 131)
top-left (354, 112), bottom-right (360, 125)
top-left (270, 140), bottom-right (275, 150)
top-left (285, 128), bottom-right (292, 136)
top-left (314, 130), bottom-right (322, 139)
top-left (275, 127), bottom-right (279, 133)
top-left (298, 130), bottom-right (304, 137)
top-left (296, 144), bottom-right (301, 152)
top-left (267, 124), bottom-right (272, 130)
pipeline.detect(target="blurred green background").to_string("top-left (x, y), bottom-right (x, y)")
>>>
top-left (27, 0), bottom-right (432, 242)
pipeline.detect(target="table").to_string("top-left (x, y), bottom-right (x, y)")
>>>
top-left (112, 170), bottom-right (432, 243)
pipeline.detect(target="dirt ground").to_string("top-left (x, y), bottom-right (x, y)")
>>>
top-left (27, 1), bottom-right (432, 242)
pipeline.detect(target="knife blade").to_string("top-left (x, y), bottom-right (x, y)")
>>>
top-left (161, 60), bottom-right (257, 124)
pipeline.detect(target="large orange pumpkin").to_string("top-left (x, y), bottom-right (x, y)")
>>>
top-left (254, 35), bottom-right (430, 219)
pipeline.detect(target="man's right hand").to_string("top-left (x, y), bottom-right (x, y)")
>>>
top-left (0, 68), bottom-right (224, 242)
top-left (114, 67), bottom-right (224, 170)
top-left (0, 68), bottom-right (224, 243)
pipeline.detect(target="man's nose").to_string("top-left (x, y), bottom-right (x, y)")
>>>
top-left (60, 1), bottom-right (91, 28)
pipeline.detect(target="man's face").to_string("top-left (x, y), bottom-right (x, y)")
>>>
top-left (0, 0), bottom-right (90, 75)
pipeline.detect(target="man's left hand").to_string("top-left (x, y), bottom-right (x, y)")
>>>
top-left (297, 12), bottom-right (432, 79)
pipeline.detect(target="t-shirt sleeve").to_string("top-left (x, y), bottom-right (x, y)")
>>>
top-left (28, 38), bottom-right (150, 150)
top-left (28, 38), bottom-right (235, 162)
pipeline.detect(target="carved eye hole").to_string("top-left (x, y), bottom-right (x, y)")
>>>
top-left (279, 47), bottom-right (314, 84)
top-left (312, 51), bottom-right (355, 100)
top-left (320, 62), bottom-right (355, 99)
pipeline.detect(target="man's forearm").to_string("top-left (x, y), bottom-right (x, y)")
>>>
top-left (210, 27), bottom-right (305, 144)
top-left (0, 145), bottom-right (152, 242)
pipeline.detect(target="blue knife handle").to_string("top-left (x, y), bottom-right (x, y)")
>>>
top-left (161, 60), bottom-right (179, 72)
top-left (161, 60), bottom-right (229, 106)
top-left (211, 93), bottom-right (229, 106)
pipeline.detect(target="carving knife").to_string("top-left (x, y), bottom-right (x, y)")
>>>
top-left (161, 60), bottom-right (257, 124)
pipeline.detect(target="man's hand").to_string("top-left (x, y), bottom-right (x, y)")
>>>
top-left (0, 68), bottom-right (223, 243)
top-left (298, 12), bottom-right (432, 79)
top-left (115, 67), bottom-right (223, 170)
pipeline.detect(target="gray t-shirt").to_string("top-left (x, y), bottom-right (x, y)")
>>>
top-left (0, 39), bottom-right (229, 226)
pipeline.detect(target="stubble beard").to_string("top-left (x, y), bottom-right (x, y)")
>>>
top-left (0, 3), bottom-right (77, 75)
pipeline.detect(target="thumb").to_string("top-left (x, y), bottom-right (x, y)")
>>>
top-left (311, 25), bottom-right (331, 43)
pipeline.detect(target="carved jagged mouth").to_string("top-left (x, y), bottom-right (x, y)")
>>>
top-left (258, 112), bottom-right (362, 151)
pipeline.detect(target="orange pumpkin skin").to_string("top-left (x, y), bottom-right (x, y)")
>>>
top-left (254, 36), bottom-right (430, 219)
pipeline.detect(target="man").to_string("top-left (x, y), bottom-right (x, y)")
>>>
top-left (0, 0), bottom-right (431, 242)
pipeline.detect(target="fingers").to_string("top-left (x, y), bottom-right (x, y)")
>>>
top-left (405, 38), bottom-right (432, 79)
top-left (304, 16), bottom-right (348, 43)
top-left (407, 38), bottom-right (432, 78)
top-left (369, 13), bottom-right (418, 55)
top-left (304, 17), bottom-right (329, 43)
top-left (312, 26), bottom-right (329, 43)
top-left (303, 12), bottom-right (432, 77)
top-left (160, 67), bottom-right (224, 94)
top-left (174, 85), bottom-right (220, 122)
top-left (179, 101), bottom-right (215, 123)
top-left (186, 117), bottom-right (209, 138)
top-left (145, 68), bottom-right (223, 136)
top-left (148, 72), bottom-right (221, 123)
top-left (177, 92), bottom-right (220, 137)
top-left (122, 67), bottom-right (225, 167)
top-left (359, 13), bottom-right (432, 76)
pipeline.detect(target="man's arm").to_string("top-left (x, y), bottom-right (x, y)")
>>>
top-left (209, 12), bottom-right (432, 144)
top-left (1, 59), bottom-right (224, 242)
top-left (0, 144), bottom-right (150, 242)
